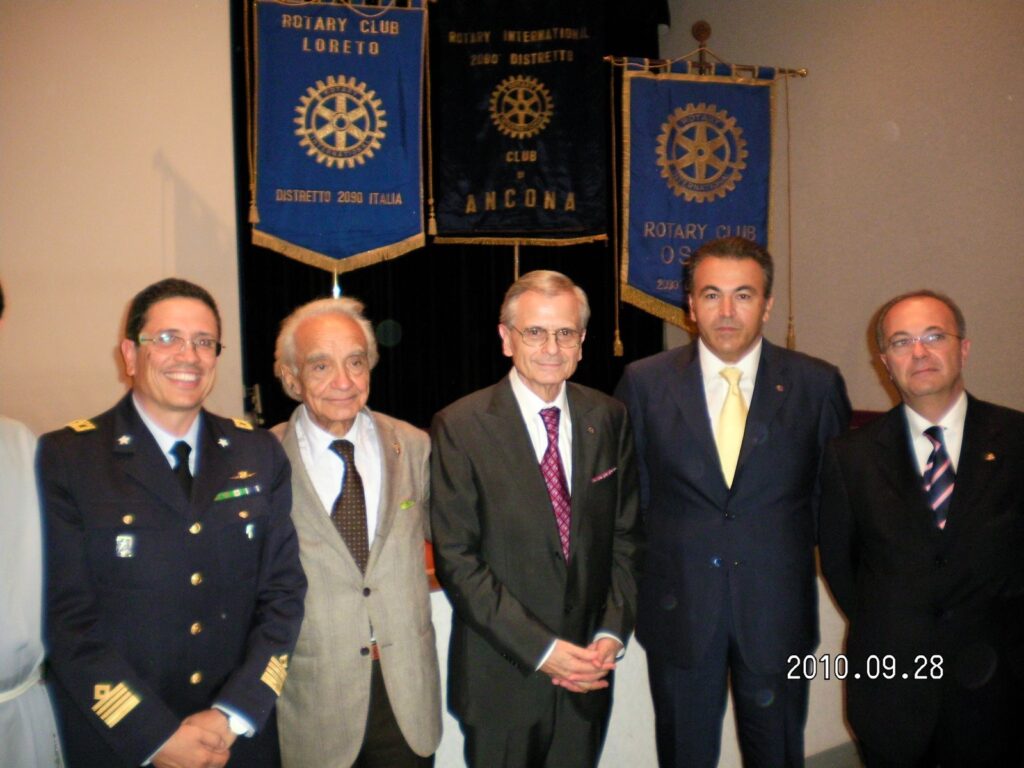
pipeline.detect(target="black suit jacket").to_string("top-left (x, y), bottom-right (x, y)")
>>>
top-left (819, 396), bottom-right (1024, 762)
top-left (38, 394), bottom-right (307, 767)
top-left (615, 340), bottom-right (850, 674)
top-left (430, 378), bottom-right (642, 726)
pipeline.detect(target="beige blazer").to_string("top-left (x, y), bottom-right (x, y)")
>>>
top-left (274, 407), bottom-right (441, 767)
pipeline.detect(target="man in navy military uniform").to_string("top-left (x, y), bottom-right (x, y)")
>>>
top-left (39, 278), bottom-right (306, 768)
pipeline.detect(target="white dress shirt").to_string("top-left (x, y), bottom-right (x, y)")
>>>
top-left (904, 391), bottom-right (968, 475)
top-left (294, 405), bottom-right (382, 546)
top-left (132, 395), bottom-right (200, 473)
top-left (698, 337), bottom-right (763, 432)
top-left (508, 368), bottom-right (573, 483)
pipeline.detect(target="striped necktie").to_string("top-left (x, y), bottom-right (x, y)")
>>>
top-left (923, 425), bottom-right (955, 530)
top-left (540, 407), bottom-right (572, 561)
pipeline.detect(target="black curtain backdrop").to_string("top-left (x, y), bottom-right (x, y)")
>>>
top-left (231, 0), bottom-right (672, 431)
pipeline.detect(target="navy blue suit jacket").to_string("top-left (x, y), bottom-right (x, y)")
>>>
top-left (39, 394), bottom-right (306, 767)
top-left (615, 340), bottom-right (850, 674)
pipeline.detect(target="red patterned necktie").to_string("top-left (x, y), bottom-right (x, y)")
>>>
top-left (539, 407), bottom-right (572, 561)
top-left (329, 439), bottom-right (370, 572)
top-left (923, 426), bottom-right (955, 530)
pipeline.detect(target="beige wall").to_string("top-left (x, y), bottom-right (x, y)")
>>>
top-left (2, 1), bottom-right (1022, 765)
top-left (0, 1), bottom-right (242, 434)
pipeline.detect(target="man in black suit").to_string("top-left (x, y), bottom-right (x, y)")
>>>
top-left (430, 270), bottom-right (642, 768)
top-left (819, 290), bottom-right (1024, 767)
top-left (39, 278), bottom-right (306, 768)
top-left (615, 237), bottom-right (850, 767)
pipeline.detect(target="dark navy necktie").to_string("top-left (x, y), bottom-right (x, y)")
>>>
top-left (171, 441), bottom-right (192, 499)
top-left (923, 426), bottom-right (955, 529)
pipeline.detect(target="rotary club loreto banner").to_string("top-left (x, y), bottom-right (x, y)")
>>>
top-left (431, 0), bottom-right (607, 244)
top-left (621, 61), bottom-right (778, 325)
top-left (251, 0), bottom-right (426, 272)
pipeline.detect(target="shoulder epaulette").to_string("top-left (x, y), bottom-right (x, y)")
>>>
top-left (66, 419), bottom-right (96, 433)
top-left (232, 417), bottom-right (254, 431)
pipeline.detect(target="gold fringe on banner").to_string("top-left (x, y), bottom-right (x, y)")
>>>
top-left (253, 230), bottom-right (425, 275)
top-left (433, 234), bottom-right (607, 246)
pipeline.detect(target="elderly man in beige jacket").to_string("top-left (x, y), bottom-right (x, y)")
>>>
top-left (272, 297), bottom-right (441, 768)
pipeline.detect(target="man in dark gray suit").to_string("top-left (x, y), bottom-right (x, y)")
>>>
top-left (615, 237), bottom-right (850, 767)
top-left (431, 270), bottom-right (642, 768)
top-left (820, 290), bottom-right (1024, 766)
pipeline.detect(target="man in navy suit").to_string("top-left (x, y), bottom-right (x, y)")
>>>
top-left (819, 290), bottom-right (1024, 766)
top-left (39, 278), bottom-right (306, 768)
top-left (615, 237), bottom-right (850, 767)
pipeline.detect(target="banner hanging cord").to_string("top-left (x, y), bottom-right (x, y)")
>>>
top-left (783, 73), bottom-right (796, 350)
top-left (245, 0), bottom-right (259, 225)
top-left (608, 59), bottom-right (623, 357)
top-left (424, 0), bottom-right (437, 236)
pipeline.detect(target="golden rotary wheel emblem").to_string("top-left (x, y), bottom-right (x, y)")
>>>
top-left (656, 102), bottom-right (747, 202)
top-left (489, 75), bottom-right (554, 139)
top-left (294, 75), bottom-right (387, 169)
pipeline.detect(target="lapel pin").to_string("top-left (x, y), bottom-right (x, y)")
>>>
top-left (392, 441), bottom-right (401, 455)
top-left (984, 452), bottom-right (996, 461)
top-left (776, 384), bottom-right (785, 392)
top-left (218, 438), bottom-right (230, 448)
top-left (117, 434), bottom-right (132, 446)
top-left (586, 425), bottom-right (596, 434)
top-left (400, 499), bottom-right (415, 510)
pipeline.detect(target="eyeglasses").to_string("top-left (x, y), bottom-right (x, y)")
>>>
top-left (884, 332), bottom-right (961, 355)
top-left (138, 331), bottom-right (223, 357)
top-left (508, 326), bottom-right (584, 349)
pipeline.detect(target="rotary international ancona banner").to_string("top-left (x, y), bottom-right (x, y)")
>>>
top-left (252, 0), bottom-right (426, 272)
top-left (622, 62), bottom-right (777, 325)
top-left (431, 0), bottom-right (607, 244)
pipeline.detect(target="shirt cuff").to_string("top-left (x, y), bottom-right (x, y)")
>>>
top-left (593, 632), bottom-right (626, 660)
top-left (535, 638), bottom-right (558, 671)
top-left (213, 704), bottom-right (255, 737)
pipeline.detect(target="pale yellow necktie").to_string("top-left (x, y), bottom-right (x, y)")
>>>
top-left (716, 367), bottom-right (747, 487)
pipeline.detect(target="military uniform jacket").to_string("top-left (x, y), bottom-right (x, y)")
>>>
top-left (38, 394), bottom-right (307, 767)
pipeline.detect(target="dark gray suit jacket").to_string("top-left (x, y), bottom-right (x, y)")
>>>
top-left (615, 339), bottom-right (850, 674)
top-left (430, 377), bottom-right (642, 726)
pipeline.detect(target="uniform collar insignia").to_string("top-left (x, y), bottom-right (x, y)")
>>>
top-left (117, 434), bottom-right (132, 446)
top-left (218, 438), bottom-right (230, 448)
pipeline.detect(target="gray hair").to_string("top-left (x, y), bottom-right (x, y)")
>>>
top-left (499, 270), bottom-right (590, 330)
top-left (275, 297), bottom-right (378, 397)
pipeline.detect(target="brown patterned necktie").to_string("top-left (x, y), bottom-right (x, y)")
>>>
top-left (539, 407), bottom-right (572, 561)
top-left (329, 439), bottom-right (370, 572)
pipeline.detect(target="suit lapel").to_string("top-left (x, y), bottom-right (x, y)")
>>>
top-left (191, 413), bottom-right (238, 513)
top-left (665, 344), bottom-right (720, 470)
top-left (871, 406), bottom-right (937, 532)
top-left (944, 396), bottom-right (1001, 533)
top-left (113, 397), bottom-right (188, 517)
top-left (735, 342), bottom-right (789, 478)
top-left (367, 413), bottom-right (401, 572)
top-left (280, 409), bottom-right (354, 565)
top-left (567, 385), bottom-right (601, 560)
top-left (485, 379), bottom-right (568, 561)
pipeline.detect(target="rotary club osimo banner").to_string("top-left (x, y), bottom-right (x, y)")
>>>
top-left (431, 0), bottom-right (607, 244)
top-left (251, 0), bottom-right (426, 272)
top-left (622, 62), bottom-right (777, 325)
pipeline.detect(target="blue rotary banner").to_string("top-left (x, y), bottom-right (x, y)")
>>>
top-left (252, 0), bottom-right (425, 272)
top-left (431, 0), bottom-right (608, 244)
top-left (622, 62), bottom-right (776, 325)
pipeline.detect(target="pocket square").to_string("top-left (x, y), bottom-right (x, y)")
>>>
top-left (590, 467), bottom-right (617, 483)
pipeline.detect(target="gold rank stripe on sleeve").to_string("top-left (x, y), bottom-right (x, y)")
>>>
top-left (260, 654), bottom-right (289, 696)
top-left (92, 682), bottom-right (141, 728)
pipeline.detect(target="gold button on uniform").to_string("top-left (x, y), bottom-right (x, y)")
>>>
top-left (238, 510), bottom-right (250, 519)
top-left (190, 622), bottom-right (203, 635)
top-left (189, 672), bottom-right (203, 685)
top-left (190, 572), bottom-right (203, 586)
top-left (122, 514), bottom-right (134, 525)
top-left (189, 522), bottom-right (202, 534)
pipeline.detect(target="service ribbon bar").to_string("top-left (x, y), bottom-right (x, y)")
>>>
top-left (622, 61), bottom-right (776, 325)
top-left (431, 0), bottom-right (608, 244)
top-left (252, 0), bottom-right (426, 272)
